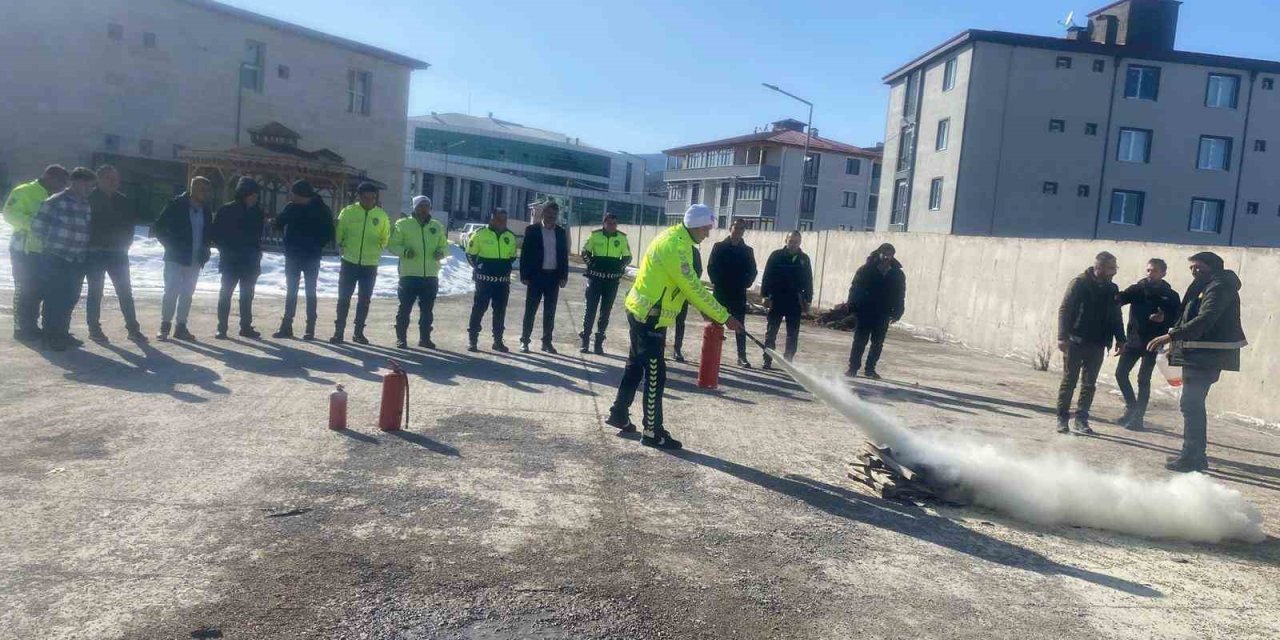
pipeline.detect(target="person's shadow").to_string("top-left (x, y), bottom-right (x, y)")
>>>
top-left (38, 342), bottom-right (230, 403)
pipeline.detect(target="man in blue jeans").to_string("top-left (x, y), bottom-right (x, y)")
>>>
top-left (272, 181), bottom-right (333, 340)
top-left (30, 167), bottom-right (97, 351)
top-left (85, 165), bottom-right (148, 343)
top-left (1148, 252), bottom-right (1246, 473)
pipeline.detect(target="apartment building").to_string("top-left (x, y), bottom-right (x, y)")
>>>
top-left (403, 113), bottom-right (662, 228)
top-left (664, 120), bottom-right (883, 231)
top-left (0, 0), bottom-right (427, 217)
top-left (879, 0), bottom-right (1280, 247)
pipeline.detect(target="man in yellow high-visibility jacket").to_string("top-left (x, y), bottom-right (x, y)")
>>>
top-left (606, 204), bottom-right (743, 450)
top-left (330, 182), bottom-right (390, 345)
top-left (4, 165), bottom-right (70, 341)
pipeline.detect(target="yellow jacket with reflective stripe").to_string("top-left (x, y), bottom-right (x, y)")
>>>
top-left (466, 225), bottom-right (519, 280)
top-left (334, 204), bottom-right (390, 266)
top-left (388, 215), bottom-right (448, 278)
top-left (3, 180), bottom-right (49, 253)
top-left (624, 225), bottom-right (728, 328)
top-left (582, 229), bottom-right (631, 277)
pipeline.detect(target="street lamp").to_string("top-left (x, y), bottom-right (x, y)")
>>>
top-left (763, 82), bottom-right (814, 230)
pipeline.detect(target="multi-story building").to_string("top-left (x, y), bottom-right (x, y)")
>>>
top-left (879, 0), bottom-right (1280, 247)
top-left (0, 0), bottom-right (427, 216)
top-left (663, 120), bottom-right (883, 231)
top-left (403, 113), bottom-right (663, 228)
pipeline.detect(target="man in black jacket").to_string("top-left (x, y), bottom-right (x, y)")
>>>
top-left (846, 243), bottom-right (905, 379)
top-left (519, 202), bottom-right (569, 353)
top-left (708, 219), bottom-right (758, 367)
top-left (1148, 252), bottom-right (1246, 473)
top-left (1114, 258), bottom-right (1181, 431)
top-left (84, 165), bottom-right (148, 343)
top-left (271, 180), bottom-right (333, 339)
top-left (211, 177), bottom-right (264, 339)
top-left (671, 247), bottom-right (703, 363)
top-left (154, 177), bottom-right (215, 341)
top-left (1055, 251), bottom-right (1126, 435)
top-left (760, 231), bottom-right (813, 370)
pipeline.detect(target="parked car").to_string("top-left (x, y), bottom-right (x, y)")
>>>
top-left (458, 222), bottom-right (486, 248)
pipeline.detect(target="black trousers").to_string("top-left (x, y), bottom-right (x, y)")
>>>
top-left (335, 260), bottom-right (377, 333)
top-left (521, 270), bottom-right (560, 344)
top-left (282, 254), bottom-right (320, 331)
top-left (38, 253), bottom-right (85, 340)
top-left (12, 249), bottom-right (42, 334)
top-left (673, 303), bottom-right (690, 352)
top-left (217, 263), bottom-right (259, 332)
top-left (849, 315), bottom-right (890, 372)
top-left (1057, 343), bottom-right (1106, 418)
top-left (714, 289), bottom-right (749, 360)
top-left (1115, 347), bottom-right (1158, 409)
top-left (469, 280), bottom-right (510, 339)
top-left (396, 276), bottom-right (439, 341)
top-left (581, 276), bottom-right (620, 339)
top-left (1178, 366), bottom-right (1220, 461)
top-left (611, 314), bottom-right (667, 432)
top-left (84, 249), bottom-right (139, 333)
top-left (763, 306), bottom-right (801, 365)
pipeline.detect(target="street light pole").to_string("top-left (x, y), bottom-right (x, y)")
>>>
top-left (763, 83), bottom-right (814, 231)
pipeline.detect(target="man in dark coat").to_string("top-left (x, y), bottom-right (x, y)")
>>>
top-left (1055, 251), bottom-right (1126, 435)
top-left (846, 243), bottom-right (906, 379)
top-left (760, 230), bottom-right (813, 370)
top-left (1114, 258), bottom-right (1181, 431)
top-left (519, 202), bottom-right (569, 353)
top-left (708, 218), bottom-right (758, 367)
top-left (211, 177), bottom-right (264, 339)
top-left (271, 180), bottom-right (334, 340)
top-left (84, 165), bottom-right (149, 343)
top-left (154, 177), bottom-right (215, 341)
top-left (670, 247), bottom-right (703, 363)
top-left (1148, 252), bottom-right (1246, 473)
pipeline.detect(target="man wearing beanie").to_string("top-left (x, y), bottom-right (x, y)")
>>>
top-left (846, 243), bottom-right (906, 378)
top-left (606, 204), bottom-right (742, 450)
top-left (331, 182), bottom-right (390, 345)
top-left (211, 177), bottom-right (265, 339)
top-left (272, 180), bottom-right (334, 339)
top-left (1148, 251), bottom-right (1246, 473)
top-left (388, 195), bottom-right (448, 349)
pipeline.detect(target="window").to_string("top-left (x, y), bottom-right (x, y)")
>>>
top-left (1117, 128), bottom-right (1152, 163)
top-left (104, 134), bottom-right (119, 152)
top-left (1078, 184), bottom-right (1090, 197)
top-left (800, 186), bottom-right (816, 214)
top-left (746, 146), bottom-right (768, 165)
top-left (1264, 77), bottom-right (1275, 90)
top-left (1206, 74), bottom-right (1240, 109)
top-left (936, 118), bottom-right (950, 151)
top-left (719, 182), bottom-right (730, 207)
top-left (1085, 123), bottom-right (1098, 136)
top-left (1189, 198), bottom-right (1224, 233)
top-left (804, 152), bottom-right (821, 181)
top-left (1092, 59), bottom-right (1106, 73)
top-left (736, 182), bottom-right (776, 201)
top-left (842, 191), bottom-right (858, 208)
top-left (798, 220), bottom-right (814, 231)
top-left (241, 40), bottom-right (264, 92)
top-left (443, 177), bottom-right (455, 211)
top-left (667, 183), bottom-right (687, 201)
top-left (890, 179), bottom-right (910, 227)
top-left (347, 69), bottom-right (371, 115)
top-left (929, 178), bottom-right (943, 210)
top-left (867, 194), bottom-right (879, 214)
top-left (1256, 140), bottom-right (1267, 152)
top-left (1049, 119), bottom-right (1066, 133)
top-left (943, 57), bottom-right (958, 92)
top-left (1056, 56), bottom-right (1073, 69)
top-left (1246, 201), bottom-right (1259, 215)
top-left (1042, 181), bottom-right (1058, 195)
top-left (845, 157), bottom-right (861, 175)
top-left (139, 139), bottom-right (153, 156)
top-left (142, 32), bottom-right (156, 49)
top-left (667, 155), bottom-right (682, 170)
top-left (420, 172), bottom-right (434, 199)
top-left (1110, 190), bottom-right (1145, 225)
top-left (690, 183), bottom-right (701, 204)
top-left (1124, 65), bottom-right (1160, 100)
top-left (1197, 136), bottom-right (1232, 171)
top-left (278, 64), bottom-right (290, 80)
top-left (107, 23), bottom-right (123, 41)
top-left (896, 126), bottom-right (914, 171)
top-left (904, 72), bottom-right (919, 117)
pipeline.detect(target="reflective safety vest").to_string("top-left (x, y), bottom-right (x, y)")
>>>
top-left (624, 225), bottom-right (728, 328)
top-left (3, 180), bottom-right (50, 253)
top-left (335, 204), bottom-right (390, 266)
top-left (582, 229), bottom-right (631, 279)
top-left (388, 215), bottom-right (448, 278)
top-left (466, 226), bottom-right (518, 282)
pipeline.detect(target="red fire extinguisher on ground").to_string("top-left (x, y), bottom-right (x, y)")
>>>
top-left (697, 322), bottom-right (725, 389)
top-left (329, 384), bottom-right (348, 430)
top-left (379, 360), bottom-right (409, 432)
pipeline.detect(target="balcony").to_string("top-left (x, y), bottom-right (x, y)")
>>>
top-left (664, 163), bottom-right (780, 182)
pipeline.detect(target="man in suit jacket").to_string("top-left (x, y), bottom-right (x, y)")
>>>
top-left (519, 202), bottom-right (569, 353)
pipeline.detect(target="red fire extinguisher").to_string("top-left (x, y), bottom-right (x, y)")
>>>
top-left (378, 360), bottom-right (409, 432)
top-left (329, 384), bottom-right (348, 430)
top-left (696, 322), bottom-right (725, 389)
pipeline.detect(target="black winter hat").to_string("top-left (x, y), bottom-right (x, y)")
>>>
top-left (356, 181), bottom-right (379, 194)
top-left (290, 180), bottom-right (315, 198)
top-left (1189, 251), bottom-right (1225, 272)
top-left (234, 177), bottom-right (261, 199)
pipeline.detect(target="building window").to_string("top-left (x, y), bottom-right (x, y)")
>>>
top-left (1049, 119), bottom-right (1066, 133)
top-left (420, 172), bottom-right (434, 199)
top-left (719, 182), bottom-right (730, 207)
top-left (1197, 136), bottom-right (1232, 171)
top-left (842, 191), bottom-right (858, 208)
top-left (1206, 73), bottom-right (1241, 109)
top-left (347, 69), bottom-right (371, 115)
top-left (1110, 190), bottom-right (1145, 225)
top-left (1092, 59), bottom-right (1106, 73)
top-left (107, 23), bottom-right (123, 41)
top-left (278, 64), bottom-right (290, 80)
top-left (798, 220), bottom-right (814, 231)
top-left (929, 178), bottom-right (943, 210)
top-left (936, 118), bottom-right (950, 151)
top-left (803, 152), bottom-right (821, 181)
top-left (667, 183), bottom-right (687, 201)
top-left (896, 126), bottom-right (914, 172)
top-left (1042, 181), bottom-right (1058, 195)
top-left (1085, 123), bottom-right (1098, 136)
top-left (690, 183), bottom-right (701, 204)
top-left (800, 187), bottom-right (817, 214)
top-left (1264, 77), bottom-right (1276, 90)
top-left (1124, 65), bottom-right (1160, 101)
top-left (241, 40), bottom-right (265, 92)
top-left (746, 146), bottom-right (768, 165)
top-left (735, 182), bottom-right (776, 201)
top-left (142, 32), bottom-right (156, 49)
top-left (942, 57), bottom-right (957, 92)
top-left (1189, 198), bottom-right (1224, 233)
top-left (139, 139), bottom-right (153, 156)
top-left (104, 134), bottom-right (119, 152)
top-left (890, 179), bottom-right (910, 227)
top-left (1078, 184), bottom-right (1090, 197)
top-left (1056, 56), bottom-right (1072, 69)
top-left (1117, 128), bottom-right (1152, 163)
top-left (1246, 201), bottom-right (1259, 215)
top-left (845, 157), bottom-right (861, 175)
top-left (867, 194), bottom-right (879, 214)
top-left (1254, 140), bottom-right (1267, 152)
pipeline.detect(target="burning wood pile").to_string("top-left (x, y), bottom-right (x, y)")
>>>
top-left (847, 442), bottom-right (968, 505)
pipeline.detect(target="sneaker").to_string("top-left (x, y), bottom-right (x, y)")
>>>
top-left (352, 332), bottom-right (370, 345)
top-left (641, 428), bottom-right (682, 450)
top-left (493, 340), bottom-right (510, 353)
top-left (329, 334), bottom-right (345, 345)
top-left (864, 370), bottom-right (882, 380)
top-left (174, 324), bottom-right (197, 342)
top-left (1165, 456), bottom-right (1208, 473)
top-left (542, 342), bottom-right (559, 354)
top-left (737, 357), bottom-right (752, 369)
top-left (762, 362), bottom-right (775, 371)
top-left (418, 338), bottom-right (436, 349)
top-left (1071, 415), bottom-right (1095, 435)
top-left (520, 341), bottom-right (531, 354)
top-left (127, 329), bottom-right (149, 344)
top-left (215, 329), bottom-right (229, 340)
top-left (239, 327), bottom-right (261, 339)
top-left (302, 332), bottom-right (316, 341)
top-left (88, 328), bottom-right (110, 344)
top-left (1056, 418), bottom-right (1070, 434)
top-left (272, 327), bottom-right (294, 339)
top-left (395, 337), bottom-right (409, 349)
top-left (157, 322), bottom-right (172, 342)
top-left (673, 350), bottom-right (686, 363)
top-left (605, 412), bottom-right (638, 433)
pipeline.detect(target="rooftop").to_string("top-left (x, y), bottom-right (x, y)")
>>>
top-left (664, 128), bottom-right (881, 158)
top-left (408, 112), bottom-right (613, 154)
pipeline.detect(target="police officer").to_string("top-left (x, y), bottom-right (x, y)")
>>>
top-left (579, 212), bottom-right (631, 354)
top-left (4, 164), bottom-right (70, 342)
top-left (760, 230), bottom-right (813, 370)
top-left (466, 208), bottom-right (519, 352)
top-left (330, 182), bottom-right (390, 345)
top-left (606, 204), bottom-right (742, 450)
top-left (389, 196), bottom-right (448, 349)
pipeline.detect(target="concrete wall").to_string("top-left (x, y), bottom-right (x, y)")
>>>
top-left (575, 223), bottom-right (1280, 424)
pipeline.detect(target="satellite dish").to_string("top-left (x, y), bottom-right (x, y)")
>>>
top-left (1059, 10), bottom-right (1078, 29)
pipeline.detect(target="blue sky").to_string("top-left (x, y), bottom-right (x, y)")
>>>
top-left (221, 0), bottom-right (1277, 154)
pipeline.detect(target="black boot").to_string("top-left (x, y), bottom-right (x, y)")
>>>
top-left (593, 334), bottom-right (605, 355)
top-left (1072, 412), bottom-right (1095, 435)
top-left (88, 326), bottom-right (109, 343)
top-left (215, 327), bottom-right (229, 340)
top-left (673, 349), bottom-right (686, 363)
top-left (520, 339), bottom-right (531, 353)
top-left (493, 338), bottom-right (510, 353)
top-left (579, 332), bottom-right (590, 354)
top-left (542, 340), bottom-right (559, 354)
top-left (1056, 416), bottom-right (1070, 434)
top-left (352, 328), bottom-right (370, 345)
top-left (1165, 456), bottom-right (1208, 473)
top-left (395, 326), bottom-right (409, 349)
top-left (1125, 406), bottom-right (1147, 431)
top-left (127, 328), bottom-right (148, 344)
top-left (418, 333), bottom-right (435, 349)
top-left (1118, 403), bottom-right (1137, 427)
top-left (467, 333), bottom-right (480, 352)
top-left (157, 321), bottom-right (172, 342)
top-left (174, 324), bottom-right (197, 342)
top-left (239, 326), bottom-right (261, 339)
top-left (303, 322), bottom-right (316, 341)
top-left (272, 323), bottom-right (294, 339)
